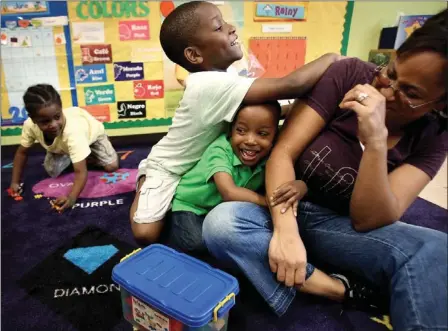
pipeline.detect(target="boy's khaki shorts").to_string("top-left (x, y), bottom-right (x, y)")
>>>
top-left (133, 159), bottom-right (180, 224)
top-left (88, 134), bottom-right (118, 167)
top-left (44, 134), bottom-right (117, 178)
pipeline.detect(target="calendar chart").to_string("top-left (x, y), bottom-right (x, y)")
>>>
top-left (1, 1), bottom-right (352, 141)
top-left (1, 27), bottom-right (62, 125)
top-left (0, 1), bottom-right (72, 128)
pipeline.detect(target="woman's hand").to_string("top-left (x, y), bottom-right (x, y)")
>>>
top-left (339, 84), bottom-right (388, 147)
top-left (269, 227), bottom-right (308, 287)
top-left (270, 180), bottom-right (308, 216)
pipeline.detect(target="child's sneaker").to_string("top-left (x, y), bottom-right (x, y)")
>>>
top-left (331, 273), bottom-right (389, 313)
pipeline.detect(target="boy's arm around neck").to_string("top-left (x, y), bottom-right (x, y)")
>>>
top-left (243, 53), bottom-right (339, 104)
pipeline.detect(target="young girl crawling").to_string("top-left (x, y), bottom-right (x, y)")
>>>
top-left (9, 84), bottom-right (118, 211)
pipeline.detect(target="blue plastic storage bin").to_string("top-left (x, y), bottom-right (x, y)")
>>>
top-left (112, 244), bottom-right (239, 331)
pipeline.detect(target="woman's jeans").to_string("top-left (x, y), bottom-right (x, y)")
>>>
top-left (202, 201), bottom-right (447, 330)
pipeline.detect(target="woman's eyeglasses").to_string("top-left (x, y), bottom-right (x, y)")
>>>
top-left (374, 64), bottom-right (442, 109)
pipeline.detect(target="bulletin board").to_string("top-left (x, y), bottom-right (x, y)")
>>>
top-left (1, 0), bottom-right (354, 144)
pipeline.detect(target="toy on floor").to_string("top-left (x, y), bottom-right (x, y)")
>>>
top-left (49, 200), bottom-right (63, 214)
top-left (7, 183), bottom-right (24, 201)
top-left (113, 245), bottom-right (239, 331)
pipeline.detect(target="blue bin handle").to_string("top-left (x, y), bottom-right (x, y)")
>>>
top-left (213, 293), bottom-right (235, 322)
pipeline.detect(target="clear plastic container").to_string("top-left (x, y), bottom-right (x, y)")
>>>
top-left (112, 245), bottom-right (239, 331)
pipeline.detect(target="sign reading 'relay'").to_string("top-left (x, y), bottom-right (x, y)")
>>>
top-left (133, 80), bottom-right (164, 99)
top-left (81, 44), bottom-right (112, 64)
top-left (119, 20), bottom-right (150, 41)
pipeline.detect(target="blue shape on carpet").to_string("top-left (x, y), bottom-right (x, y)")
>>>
top-left (100, 171), bottom-right (130, 184)
top-left (2, 162), bottom-right (13, 169)
top-left (63, 244), bottom-right (118, 274)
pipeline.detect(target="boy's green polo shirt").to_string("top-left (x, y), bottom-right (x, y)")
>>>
top-left (172, 134), bottom-right (266, 216)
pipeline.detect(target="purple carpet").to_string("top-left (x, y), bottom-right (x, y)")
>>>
top-left (2, 146), bottom-right (447, 331)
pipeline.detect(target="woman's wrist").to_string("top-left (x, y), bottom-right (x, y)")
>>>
top-left (273, 212), bottom-right (299, 232)
top-left (364, 127), bottom-right (388, 149)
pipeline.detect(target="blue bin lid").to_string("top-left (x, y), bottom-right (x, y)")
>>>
top-left (112, 244), bottom-right (239, 327)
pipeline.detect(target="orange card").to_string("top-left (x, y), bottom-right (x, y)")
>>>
top-left (82, 105), bottom-right (110, 122)
top-left (249, 37), bottom-right (306, 78)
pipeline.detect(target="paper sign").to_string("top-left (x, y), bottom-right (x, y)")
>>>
top-left (54, 32), bottom-right (66, 45)
top-left (82, 105), bottom-right (110, 122)
top-left (249, 37), bottom-right (306, 78)
top-left (5, 21), bottom-right (17, 29)
top-left (1, 1), bottom-right (48, 14)
top-left (133, 80), bottom-right (164, 99)
top-left (119, 20), bottom-right (150, 41)
top-left (1, 32), bottom-right (8, 45)
top-left (75, 64), bottom-right (107, 84)
top-left (262, 24), bottom-right (292, 33)
top-left (132, 296), bottom-right (170, 331)
top-left (10, 35), bottom-right (19, 47)
top-left (34, 16), bottom-right (68, 27)
top-left (18, 20), bottom-right (31, 28)
top-left (81, 44), bottom-right (112, 64)
top-left (72, 22), bottom-right (105, 44)
top-left (117, 101), bottom-right (146, 119)
top-left (84, 84), bottom-right (116, 105)
top-left (18, 35), bottom-right (32, 47)
top-left (256, 3), bottom-right (305, 20)
top-left (114, 61), bottom-right (144, 81)
top-left (131, 47), bottom-right (163, 63)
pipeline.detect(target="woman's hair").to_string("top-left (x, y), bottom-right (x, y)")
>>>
top-left (23, 84), bottom-right (62, 117)
top-left (397, 9), bottom-right (447, 125)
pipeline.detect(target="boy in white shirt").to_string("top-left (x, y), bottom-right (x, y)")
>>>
top-left (130, 0), bottom-right (343, 244)
top-left (10, 84), bottom-right (118, 211)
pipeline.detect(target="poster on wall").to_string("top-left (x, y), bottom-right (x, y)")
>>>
top-left (1, 1), bottom-right (49, 15)
top-left (0, 1), bottom-right (72, 127)
top-left (394, 14), bottom-right (431, 49)
top-left (1, 0), bottom-right (352, 138)
top-left (68, 0), bottom-right (166, 123)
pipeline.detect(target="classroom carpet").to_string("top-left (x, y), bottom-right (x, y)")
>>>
top-left (2, 146), bottom-right (447, 331)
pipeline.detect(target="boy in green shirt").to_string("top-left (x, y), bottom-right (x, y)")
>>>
top-left (168, 101), bottom-right (306, 252)
top-left (168, 102), bottom-right (376, 312)
top-left (167, 102), bottom-right (377, 310)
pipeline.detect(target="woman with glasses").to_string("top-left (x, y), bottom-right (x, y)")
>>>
top-left (202, 9), bottom-right (447, 329)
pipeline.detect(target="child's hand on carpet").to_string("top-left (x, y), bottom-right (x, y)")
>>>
top-left (53, 196), bottom-right (76, 212)
top-left (9, 182), bottom-right (23, 196)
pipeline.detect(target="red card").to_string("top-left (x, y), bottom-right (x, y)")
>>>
top-left (133, 80), bottom-right (164, 99)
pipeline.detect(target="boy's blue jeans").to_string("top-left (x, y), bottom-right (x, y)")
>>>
top-left (202, 201), bottom-right (448, 330)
